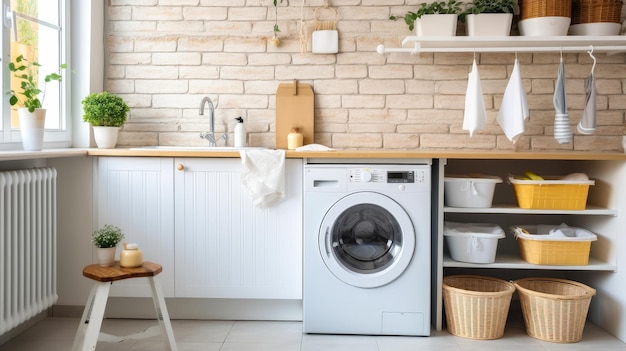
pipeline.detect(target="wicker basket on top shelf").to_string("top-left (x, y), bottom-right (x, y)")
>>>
top-left (519, 0), bottom-right (572, 20)
top-left (571, 0), bottom-right (623, 24)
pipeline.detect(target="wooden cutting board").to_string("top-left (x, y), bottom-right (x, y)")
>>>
top-left (275, 80), bottom-right (314, 149)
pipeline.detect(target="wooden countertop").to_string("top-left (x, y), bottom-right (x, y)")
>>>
top-left (86, 148), bottom-right (626, 161)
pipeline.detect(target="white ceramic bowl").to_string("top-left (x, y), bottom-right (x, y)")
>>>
top-left (569, 23), bottom-right (621, 36)
top-left (519, 16), bottom-right (571, 36)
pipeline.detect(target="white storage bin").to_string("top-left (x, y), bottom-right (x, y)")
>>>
top-left (444, 222), bottom-right (505, 264)
top-left (444, 175), bottom-right (502, 208)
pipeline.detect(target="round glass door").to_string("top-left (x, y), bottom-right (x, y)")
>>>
top-left (318, 192), bottom-right (416, 288)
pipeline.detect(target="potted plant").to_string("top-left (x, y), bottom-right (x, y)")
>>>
top-left (82, 91), bottom-right (130, 149)
top-left (7, 55), bottom-right (66, 151)
top-left (390, 0), bottom-right (462, 36)
top-left (459, 0), bottom-right (518, 36)
top-left (92, 224), bottom-right (126, 267)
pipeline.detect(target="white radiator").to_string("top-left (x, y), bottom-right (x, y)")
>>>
top-left (0, 167), bottom-right (57, 335)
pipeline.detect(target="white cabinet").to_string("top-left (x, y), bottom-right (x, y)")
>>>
top-left (174, 158), bottom-right (303, 299)
top-left (95, 157), bottom-right (175, 297)
top-left (96, 157), bottom-right (303, 300)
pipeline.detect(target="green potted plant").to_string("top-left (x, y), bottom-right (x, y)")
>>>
top-left (459, 0), bottom-right (518, 36)
top-left (92, 224), bottom-right (126, 267)
top-left (82, 91), bottom-right (130, 149)
top-left (7, 55), bottom-right (66, 151)
top-left (390, 0), bottom-right (462, 36)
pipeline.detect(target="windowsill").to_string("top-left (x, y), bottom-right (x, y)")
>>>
top-left (0, 148), bottom-right (88, 162)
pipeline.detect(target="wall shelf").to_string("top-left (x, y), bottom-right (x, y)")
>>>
top-left (377, 36), bottom-right (626, 54)
top-left (444, 205), bottom-right (617, 216)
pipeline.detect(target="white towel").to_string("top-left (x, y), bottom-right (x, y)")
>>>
top-left (295, 143), bottom-right (335, 151)
top-left (239, 149), bottom-right (286, 208)
top-left (497, 59), bottom-right (529, 143)
top-left (463, 59), bottom-right (487, 137)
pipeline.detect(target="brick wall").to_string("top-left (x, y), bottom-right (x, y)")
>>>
top-left (106, 0), bottom-right (626, 152)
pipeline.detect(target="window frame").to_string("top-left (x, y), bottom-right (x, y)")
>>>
top-left (1, 0), bottom-right (70, 150)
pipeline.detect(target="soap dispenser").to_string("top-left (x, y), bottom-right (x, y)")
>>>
top-left (120, 242), bottom-right (143, 268)
top-left (234, 117), bottom-right (246, 147)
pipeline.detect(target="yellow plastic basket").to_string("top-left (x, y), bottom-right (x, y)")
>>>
top-left (512, 225), bottom-right (597, 265)
top-left (509, 176), bottom-right (594, 210)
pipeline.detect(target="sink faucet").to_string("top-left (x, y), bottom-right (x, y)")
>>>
top-left (199, 97), bottom-right (227, 146)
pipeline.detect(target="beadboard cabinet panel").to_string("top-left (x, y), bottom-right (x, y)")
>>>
top-left (95, 157), bottom-right (175, 297)
top-left (174, 158), bottom-right (303, 299)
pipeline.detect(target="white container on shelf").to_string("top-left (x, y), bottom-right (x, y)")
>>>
top-left (444, 175), bottom-right (502, 208)
top-left (444, 222), bottom-right (505, 264)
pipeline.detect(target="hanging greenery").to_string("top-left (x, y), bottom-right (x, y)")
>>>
top-left (270, 0), bottom-right (283, 47)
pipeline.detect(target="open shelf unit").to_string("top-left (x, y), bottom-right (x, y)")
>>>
top-left (444, 204), bottom-right (617, 216)
top-left (443, 253), bottom-right (616, 271)
top-left (377, 36), bottom-right (626, 54)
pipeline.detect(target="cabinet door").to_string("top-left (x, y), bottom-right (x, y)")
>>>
top-left (174, 158), bottom-right (302, 299)
top-left (95, 157), bottom-right (175, 297)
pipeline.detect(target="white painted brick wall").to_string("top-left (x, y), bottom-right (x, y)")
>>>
top-left (106, 1), bottom-right (626, 151)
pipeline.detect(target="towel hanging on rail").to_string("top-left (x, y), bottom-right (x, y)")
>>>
top-left (553, 58), bottom-right (572, 144)
top-left (462, 58), bottom-right (487, 137)
top-left (497, 58), bottom-right (529, 143)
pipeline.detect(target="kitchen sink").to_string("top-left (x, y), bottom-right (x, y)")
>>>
top-left (131, 146), bottom-right (268, 151)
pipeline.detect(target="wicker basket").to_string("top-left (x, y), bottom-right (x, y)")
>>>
top-left (520, 0), bottom-right (572, 20)
top-left (513, 278), bottom-right (596, 343)
top-left (572, 0), bottom-right (623, 24)
top-left (442, 275), bottom-right (516, 340)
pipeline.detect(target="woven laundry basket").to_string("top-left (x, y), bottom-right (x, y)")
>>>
top-left (571, 0), bottom-right (623, 24)
top-left (513, 278), bottom-right (596, 343)
top-left (442, 275), bottom-right (516, 340)
top-left (520, 0), bottom-right (572, 20)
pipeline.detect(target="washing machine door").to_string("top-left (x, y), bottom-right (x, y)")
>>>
top-left (318, 192), bottom-right (416, 288)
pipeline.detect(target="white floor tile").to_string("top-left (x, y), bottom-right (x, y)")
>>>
top-left (0, 317), bottom-right (624, 351)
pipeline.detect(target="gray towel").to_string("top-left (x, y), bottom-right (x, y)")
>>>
top-left (577, 73), bottom-right (597, 135)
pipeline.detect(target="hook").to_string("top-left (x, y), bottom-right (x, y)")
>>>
top-left (560, 47), bottom-right (563, 62)
top-left (588, 45), bottom-right (596, 75)
top-left (473, 48), bottom-right (476, 61)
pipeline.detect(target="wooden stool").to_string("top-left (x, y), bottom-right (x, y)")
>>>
top-left (72, 261), bottom-right (177, 351)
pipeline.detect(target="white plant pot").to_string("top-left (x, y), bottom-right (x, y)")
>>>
top-left (465, 13), bottom-right (513, 36)
top-left (96, 247), bottom-right (116, 267)
top-left (18, 108), bottom-right (46, 151)
top-left (415, 14), bottom-right (458, 36)
top-left (92, 126), bottom-right (120, 149)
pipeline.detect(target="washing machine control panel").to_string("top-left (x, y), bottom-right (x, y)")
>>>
top-left (349, 168), bottom-right (425, 183)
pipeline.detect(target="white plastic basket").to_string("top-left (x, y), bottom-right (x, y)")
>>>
top-left (444, 175), bottom-right (502, 208)
top-left (444, 222), bottom-right (505, 263)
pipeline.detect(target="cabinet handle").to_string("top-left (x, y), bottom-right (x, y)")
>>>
top-left (177, 163), bottom-right (184, 171)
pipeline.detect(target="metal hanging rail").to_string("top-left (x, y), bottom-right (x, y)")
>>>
top-left (377, 36), bottom-right (626, 55)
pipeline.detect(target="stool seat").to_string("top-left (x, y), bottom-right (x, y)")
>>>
top-left (83, 261), bottom-right (162, 282)
top-left (73, 261), bottom-right (177, 351)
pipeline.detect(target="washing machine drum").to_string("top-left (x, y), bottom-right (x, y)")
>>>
top-left (319, 192), bottom-right (416, 288)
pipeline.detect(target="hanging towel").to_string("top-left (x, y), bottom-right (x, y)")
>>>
top-left (463, 59), bottom-right (487, 137)
top-left (497, 59), bottom-right (529, 143)
top-left (553, 60), bottom-right (572, 144)
top-left (577, 72), bottom-right (597, 135)
top-left (239, 149), bottom-right (286, 208)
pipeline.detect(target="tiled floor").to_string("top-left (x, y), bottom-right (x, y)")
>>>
top-left (0, 316), bottom-right (625, 351)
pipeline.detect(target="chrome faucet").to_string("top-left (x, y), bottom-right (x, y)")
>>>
top-left (199, 97), bottom-right (226, 146)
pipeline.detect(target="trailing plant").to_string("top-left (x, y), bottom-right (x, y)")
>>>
top-left (8, 55), bottom-right (66, 113)
top-left (459, 0), bottom-right (518, 22)
top-left (82, 91), bottom-right (130, 127)
top-left (270, 0), bottom-right (283, 46)
top-left (92, 224), bottom-right (125, 249)
top-left (390, 0), bottom-right (462, 31)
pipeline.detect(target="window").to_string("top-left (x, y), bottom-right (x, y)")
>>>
top-left (2, 0), bottom-right (68, 148)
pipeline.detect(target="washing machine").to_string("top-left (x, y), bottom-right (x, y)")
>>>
top-left (303, 162), bottom-right (431, 336)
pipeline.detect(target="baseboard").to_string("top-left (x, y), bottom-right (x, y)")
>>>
top-left (54, 298), bottom-right (303, 321)
top-left (0, 310), bottom-right (49, 346)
